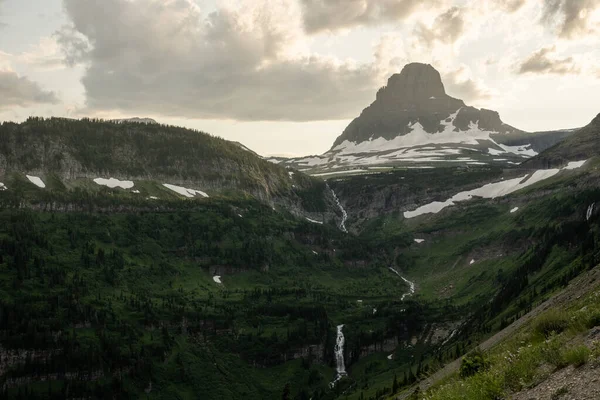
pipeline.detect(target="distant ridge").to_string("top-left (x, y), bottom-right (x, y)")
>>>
top-left (110, 117), bottom-right (158, 124)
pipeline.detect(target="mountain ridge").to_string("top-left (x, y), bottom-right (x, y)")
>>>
top-left (273, 63), bottom-right (574, 175)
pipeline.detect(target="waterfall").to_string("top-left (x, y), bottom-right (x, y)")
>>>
top-left (587, 203), bottom-right (595, 221)
top-left (328, 185), bottom-right (348, 233)
top-left (330, 324), bottom-right (347, 388)
top-left (389, 267), bottom-right (415, 301)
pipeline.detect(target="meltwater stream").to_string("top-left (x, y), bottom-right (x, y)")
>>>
top-left (389, 267), bottom-right (415, 301)
top-left (328, 185), bottom-right (348, 233)
top-left (329, 324), bottom-right (347, 388)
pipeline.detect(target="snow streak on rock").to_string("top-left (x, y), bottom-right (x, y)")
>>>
top-left (587, 203), bottom-right (595, 221)
top-left (305, 217), bottom-right (323, 225)
top-left (330, 324), bottom-right (347, 388)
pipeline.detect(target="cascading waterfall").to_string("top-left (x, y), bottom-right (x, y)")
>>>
top-left (327, 184), bottom-right (348, 233)
top-left (329, 324), bottom-right (347, 388)
top-left (587, 203), bottom-right (595, 221)
top-left (389, 267), bottom-right (415, 301)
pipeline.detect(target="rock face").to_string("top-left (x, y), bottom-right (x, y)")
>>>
top-left (332, 63), bottom-right (518, 148)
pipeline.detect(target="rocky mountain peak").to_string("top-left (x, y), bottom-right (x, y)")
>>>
top-left (384, 63), bottom-right (447, 102)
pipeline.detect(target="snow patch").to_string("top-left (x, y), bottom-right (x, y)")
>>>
top-left (564, 160), bottom-right (587, 170)
top-left (94, 177), bottom-right (134, 189)
top-left (470, 259), bottom-right (475, 265)
top-left (414, 239), bottom-right (425, 244)
top-left (26, 175), bottom-right (46, 188)
top-left (373, 308), bottom-right (377, 315)
top-left (331, 110), bottom-right (491, 155)
top-left (213, 276), bottom-right (222, 284)
top-left (403, 164), bottom-right (588, 218)
top-left (511, 207), bottom-right (519, 213)
top-left (387, 354), bottom-right (393, 360)
top-left (0, 182), bottom-right (6, 191)
top-left (132, 190), bottom-right (140, 194)
top-left (163, 184), bottom-right (209, 198)
top-left (149, 196), bottom-right (158, 200)
top-left (306, 217), bottom-right (324, 225)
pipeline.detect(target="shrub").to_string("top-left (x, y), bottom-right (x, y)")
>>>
top-left (563, 345), bottom-right (590, 367)
top-left (533, 310), bottom-right (569, 338)
top-left (460, 349), bottom-right (488, 378)
top-left (541, 335), bottom-right (567, 368)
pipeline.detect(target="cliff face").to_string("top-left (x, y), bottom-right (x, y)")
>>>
top-left (0, 117), bottom-right (339, 218)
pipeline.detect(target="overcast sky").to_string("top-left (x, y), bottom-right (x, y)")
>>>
top-left (1, 0), bottom-right (599, 156)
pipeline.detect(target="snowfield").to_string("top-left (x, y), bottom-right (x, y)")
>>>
top-left (94, 177), bottom-right (134, 189)
top-left (404, 161), bottom-right (587, 218)
top-left (564, 160), bottom-right (588, 170)
top-left (26, 175), bottom-right (46, 188)
top-left (163, 184), bottom-right (208, 198)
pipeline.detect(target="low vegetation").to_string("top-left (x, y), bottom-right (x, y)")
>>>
top-left (423, 287), bottom-right (600, 400)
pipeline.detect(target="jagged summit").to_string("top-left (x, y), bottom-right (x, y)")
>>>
top-left (331, 63), bottom-right (517, 149)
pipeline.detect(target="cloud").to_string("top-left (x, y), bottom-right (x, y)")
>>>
top-left (0, 69), bottom-right (60, 109)
top-left (16, 37), bottom-right (65, 70)
top-left (540, 0), bottom-right (600, 39)
top-left (443, 65), bottom-right (493, 103)
top-left (57, 0), bottom-right (383, 122)
top-left (518, 46), bottom-right (580, 75)
top-left (299, 0), bottom-right (446, 33)
top-left (414, 6), bottom-right (465, 48)
top-left (0, 0), bottom-right (6, 29)
top-left (491, 0), bottom-right (528, 13)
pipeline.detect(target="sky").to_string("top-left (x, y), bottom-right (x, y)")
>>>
top-left (0, 0), bottom-right (599, 157)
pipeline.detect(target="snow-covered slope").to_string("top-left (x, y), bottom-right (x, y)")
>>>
top-left (269, 63), bottom-right (573, 176)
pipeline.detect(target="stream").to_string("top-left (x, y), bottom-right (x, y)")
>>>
top-left (329, 324), bottom-right (347, 388)
top-left (389, 267), bottom-right (416, 301)
top-left (328, 185), bottom-right (348, 233)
